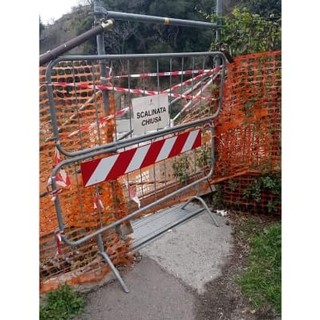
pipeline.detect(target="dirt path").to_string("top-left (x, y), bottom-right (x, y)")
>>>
top-left (195, 211), bottom-right (281, 320)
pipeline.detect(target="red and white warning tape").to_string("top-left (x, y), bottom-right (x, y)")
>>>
top-left (93, 192), bottom-right (104, 210)
top-left (55, 230), bottom-right (64, 255)
top-left (125, 181), bottom-right (141, 208)
top-left (107, 68), bottom-right (216, 79)
top-left (49, 67), bottom-right (221, 139)
top-left (62, 71), bottom-right (216, 138)
top-left (51, 67), bottom-right (221, 102)
top-left (163, 71), bottom-right (213, 92)
top-left (59, 72), bottom-right (213, 138)
top-left (53, 82), bottom-right (217, 102)
top-left (66, 107), bottom-right (129, 138)
top-left (47, 147), bottom-right (71, 201)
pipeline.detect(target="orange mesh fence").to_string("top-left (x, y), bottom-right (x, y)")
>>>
top-left (39, 61), bottom-right (115, 152)
top-left (211, 51), bottom-right (281, 213)
top-left (40, 62), bottom-right (133, 293)
top-left (214, 172), bottom-right (281, 214)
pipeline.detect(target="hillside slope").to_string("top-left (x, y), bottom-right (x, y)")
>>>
top-left (40, 5), bottom-right (92, 55)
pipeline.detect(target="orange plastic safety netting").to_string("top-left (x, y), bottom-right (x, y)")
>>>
top-left (39, 55), bottom-right (223, 292)
top-left (39, 63), bottom-right (133, 293)
top-left (211, 50), bottom-right (281, 213)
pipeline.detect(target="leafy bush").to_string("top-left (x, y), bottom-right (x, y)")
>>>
top-left (172, 155), bottom-right (190, 184)
top-left (242, 173), bottom-right (281, 213)
top-left (209, 7), bottom-right (281, 56)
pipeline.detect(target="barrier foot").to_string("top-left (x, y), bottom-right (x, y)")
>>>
top-left (99, 251), bottom-right (130, 293)
top-left (182, 196), bottom-right (219, 227)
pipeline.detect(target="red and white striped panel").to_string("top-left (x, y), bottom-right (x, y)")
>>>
top-left (81, 129), bottom-right (201, 187)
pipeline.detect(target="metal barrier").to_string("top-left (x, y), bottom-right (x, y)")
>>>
top-left (43, 52), bottom-right (225, 156)
top-left (48, 119), bottom-right (218, 292)
top-left (40, 51), bottom-right (226, 293)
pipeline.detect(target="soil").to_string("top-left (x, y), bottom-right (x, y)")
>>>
top-left (194, 210), bottom-right (281, 320)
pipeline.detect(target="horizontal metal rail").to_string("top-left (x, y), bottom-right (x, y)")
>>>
top-left (95, 7), bottom-right (218, 29)
top-left (46, 51), bottom-right (227, 64)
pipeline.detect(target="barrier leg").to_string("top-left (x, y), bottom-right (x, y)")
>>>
top-left (96, 234), bottom-right (130, 293)
top-left (182, 196), bottom-right (219, 227)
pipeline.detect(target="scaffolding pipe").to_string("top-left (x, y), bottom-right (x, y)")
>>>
top-left (215, 0), bottom-right (223, 43)
top-left (94, 0), bottom-right (110, 115)
top-left (95, 7), bottom-right (218, 29)
top-left (39, 20), bottom-right (114, 66)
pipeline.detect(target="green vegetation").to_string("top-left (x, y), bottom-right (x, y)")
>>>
top-left (243, 0), bottom-right (281, 20)
top-left (40, 284), bottom-right (85, 320)
top-left (40, 0), bottom-right (281, 57)
top-left (103, 0), bottom-right (215, 54)
top-left (209, 6), bottom-right (281, 56)
top-left (172, 144), bottom-right (212, 184)
top-left (196, 144), bottom-right (212, 168)
top-left (212, 173), bottom-right (281, 214)
top-left (172, 154), bottom-right (190, 184)
top-left (237, 222), bottom-right (281, 314)
top-left (242, 173), bottom-right (281, 213)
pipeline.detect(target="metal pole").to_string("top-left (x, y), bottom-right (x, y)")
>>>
top-left (96, 234), bottom-right (129, 293)
top-left (39, 20), bottom-right (113, 66)
top-left (94, 0), bottom-right (110, 115)
top-left (215, 0), bottom-right (223, 66)
top-left (215, 0), bottom-right (223, 44)
top-left (94, 7), bottom-right (217, 29)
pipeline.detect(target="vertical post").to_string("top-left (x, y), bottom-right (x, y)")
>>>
top-left (215, 0), bottom-right (223, 66)
top-left (94, 0), bottom-right (110, 115)
top-left (96, 234), bottom-right (130, 293)
top-left (93, 1), bottom-right (129, 293)
top-left (215, 0), bottom-right (222, 44)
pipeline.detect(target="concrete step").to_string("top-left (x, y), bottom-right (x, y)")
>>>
top-left (131, 202), bottom-right (205, 251)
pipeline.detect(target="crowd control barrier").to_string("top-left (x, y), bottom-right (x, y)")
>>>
top-left (40, 51), bottom-right (226, 292)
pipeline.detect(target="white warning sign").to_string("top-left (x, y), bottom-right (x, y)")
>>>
top-left (132, 94), bottom-right (169, 135)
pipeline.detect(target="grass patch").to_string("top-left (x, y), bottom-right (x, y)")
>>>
top-left (237, 222), bottom-right (281, 314)
top-left (40, 283), bottom-right (85, 320)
